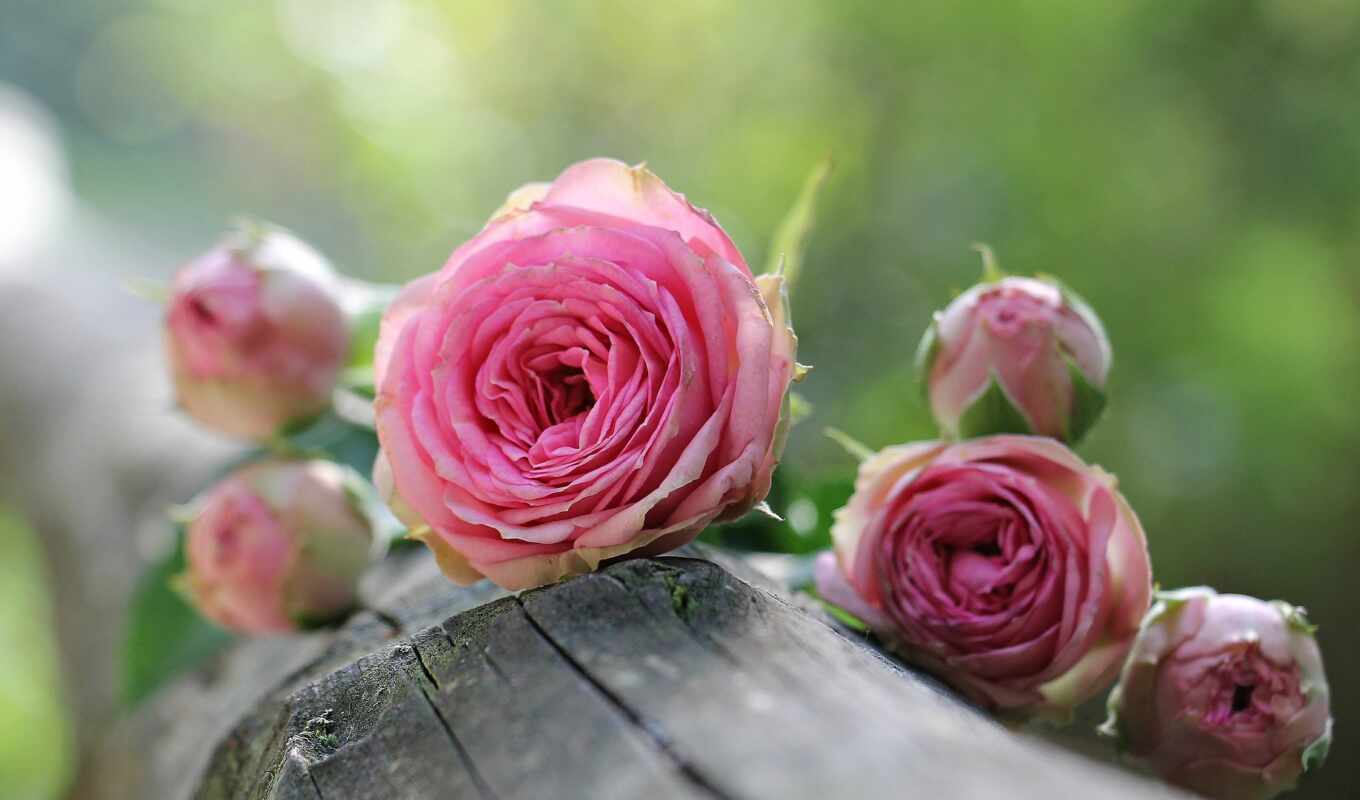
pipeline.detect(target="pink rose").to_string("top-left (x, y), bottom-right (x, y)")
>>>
top-left (815, 435), bottom-right (1152, 718)
top-left (1101, 587), bottom-right (1332, 800)
top-left (166, 224), bottom-right (350, 440)
top-left (179, 459), bottom-right (374, 634)
top-left (374, 159), bottom-right (798, 590)
top-left (918, 272), bottom-right (1110, 442)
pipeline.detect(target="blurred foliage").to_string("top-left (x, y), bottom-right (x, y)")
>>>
top-left (3, 0), bottom-right (1360, 796)
top-left (700, 469), bottom-right (854, 555)
top-left (283, 412), bottom-right (381, 476)
top-left (123, 527), bottom-right (234, 706)
top-left (0, 510), bottom-right (69, 800)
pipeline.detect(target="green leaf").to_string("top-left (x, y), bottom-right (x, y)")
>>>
top-left (1272, 600), bottom-right (1320, 636)
top-left (1302, 719), bottom-right (1332, 772)
top-left (972, 242), bottom-right (1005, 283)
top-left (122, 530), bottom-right (233, 706)
top-left (122, 275), bottom-right (170, 304)
top-left (1144, 586), bottom-right (1212, 630)
top-left (276, 411), bottom-right (381, 476)
top-left (1153, 585), bottom-right (1213, 605)
top-left (750, 501), bottom-right (782, 522)
top-left (788, 391), bottom-right (813, 427)
top-left (765, 157), bottom-right (833, 288)
top-left (347, 309), bottom-right (382, 372)
top-left (819, 598), bottom-right (870, 632)
top-left (699, 470), bottom-right (850, 555)
top-left (1097, 685), bottom-right (1126, 748)
top-left (340, 281), bottom-right (397, 375)
top-left (339, 366), bottom-right (376, 398)
top-left (1064, 352), bottom-right (1107, 443)
top-left (225, 216), bottom-right (271, 256)
top-left (956, 375), bottom-right (1034, 439)
top-left (339, 280), bottom-right (399, 394)
top-left (824, 426), bottom-right (876, 462)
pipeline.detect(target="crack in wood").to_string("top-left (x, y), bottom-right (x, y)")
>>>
top-left (306, 770), bottom-right (325, 799)
top-left (639, 557), bottom-right (951, 723)
top-left (405, 642), bottom-right (499, 800)
top-left (254, 701), bottom-right (305, 800)
top-left (515, 595), bottom-right (732, 800)
top-left (480, 649), bottom-right (511, 684)
top-left (362, 606), bottom-right (405, 636)
top-left (161, 552), bottom-right (1187, 800)
top-left (408, 642), bottom-right (441, 691)
top-left (607, 561), bottom-right (747, 671)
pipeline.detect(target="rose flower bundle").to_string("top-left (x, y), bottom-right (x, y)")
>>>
top-left (154, 160), bottom-right (1329, 799)
top-left (816, 252), bottom-right (1332, 799)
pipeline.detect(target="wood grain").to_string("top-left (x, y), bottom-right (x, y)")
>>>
top-left (97, 548), bottom-right (1188, 800)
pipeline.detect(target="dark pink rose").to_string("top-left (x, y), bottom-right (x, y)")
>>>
top-left (815, 435), bottom-right (1151, 718)
top-left (166, 224), bottom-right (349, 440)
top-left (375, 159), bottom-right (798, 590)
top-left (180, 459), bottom-right (374, 634)
top-left (1101, 587), bottom-right (1332, 799)
top-left (918, 274), bottom-right (1110, 442)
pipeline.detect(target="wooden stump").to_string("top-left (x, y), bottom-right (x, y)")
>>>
top-left (95, 549), bottom-right (1187, 800)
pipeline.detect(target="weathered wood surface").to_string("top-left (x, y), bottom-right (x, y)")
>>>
top-left (92, 547), bottom-right (1187, 800)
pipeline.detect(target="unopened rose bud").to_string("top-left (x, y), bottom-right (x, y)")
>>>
top-left (165, 223), bottom-right (350, 440)
top-left (179, 459), bottom-right (375, 634)
top-left (917, 251), bottom-right (1110, 443)
top-left (1101, 587), bottom-right (1332, 800)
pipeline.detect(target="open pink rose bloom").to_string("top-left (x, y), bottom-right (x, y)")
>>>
top-left (165, 225), bottom-right (350, 440)
top-left (374, 159), bottom-right (798, 590)
top-left (1101, 587), bottom-right (1332, 800)
top-left (919, 274), bottom-right (1110, 443)
top-left (180, 460), bottom-right (375, 634)
top-left (815, 435), bottom-right (1152, 718)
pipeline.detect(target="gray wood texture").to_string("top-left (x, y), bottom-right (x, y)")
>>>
top-left (94, 546), bottom-right (1188, 800)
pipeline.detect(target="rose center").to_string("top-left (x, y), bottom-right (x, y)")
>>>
top-left (212, 524), bottom-right (240, 567)
top-left (942, 539), bottom-right (1013, 608)
top-left (1200, 647), bottom-right (1306, 730)
top-left (189, 297), bottom-right (217, 326)
top-left (982, 293), bottom-right (1055, 339)
top-left (542, 365), bottom-right (595, 425)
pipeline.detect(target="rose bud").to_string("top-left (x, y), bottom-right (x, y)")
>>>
top-left (178, 459), bottom-right (375, 634)
top-left (375, 158), bottom-right (799, 590)
top-left (814, 435), bottom-right (1152, 719)
top-left (1100, 587), bottom-right (1332, 799)
top-left (165, 223), bottom-right (350, 440)
top-left (917, 252), bottom-right (1111, 443)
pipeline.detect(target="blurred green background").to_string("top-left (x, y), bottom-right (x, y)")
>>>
top-left (2, 1), bottom-right (1358, 797)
